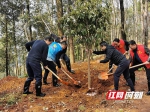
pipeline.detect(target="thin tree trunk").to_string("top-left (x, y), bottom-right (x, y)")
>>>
top-left (68, 0), bottom-right (74, 63)
top-left (87, 50), bottom-right (91, 89)
top-left (26, 0), bottom-right (32, 41)
top-left (12, 13), bottom-right (19, 76)
top-left (23, 54), bottom-right (26, 75)
top-left (144, 0), bottom-right (148, 46)
top-left (141, 0), bottom-right (144, 44)
top-left (5, 16), bottom-right (9, 76)
top-left (134, 0), bottom-right (138, 42)
top-left (81, 47), bottom-right (84, 61)
top-left (112, 0), bottom-right (116, 41)
top-left (69, 37), bottom-right (75, 63)
top-left (119, 0), bottom-right (126, 40)
top-left (56, 0), bottom-right (63, 36)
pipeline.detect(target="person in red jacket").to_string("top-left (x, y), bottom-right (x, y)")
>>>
top-left (129, 40), bottom-right (150, 95)
top-left (112, 38), bottom-right (129, 54)
top-left (109, 38), bottom-right (129, 72)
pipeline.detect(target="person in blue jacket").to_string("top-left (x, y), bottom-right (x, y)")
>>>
top-left (43, 41), bottom-right (67, 86)
top-left (50, 34), bottom-right (75, 74)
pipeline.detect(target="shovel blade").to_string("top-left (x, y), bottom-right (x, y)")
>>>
top-left (98, 72), bottom-right (113, 80)
top-left (98, 73), bottom-right (109, 80)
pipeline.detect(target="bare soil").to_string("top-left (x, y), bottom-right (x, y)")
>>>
top-left (0, 59), bottom-right (150, 112)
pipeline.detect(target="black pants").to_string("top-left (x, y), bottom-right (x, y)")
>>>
top-left (60, 53), bottom-right (71, 72)
top-left (25, 61), bottom-right (42, 85)
top-left (114, 58), bottom-right (134, 91)
top-left (43, 61), bottom-right (58, 86)
top-left (24, 61), bottom-right (43, 94)
top-left (129, 65), bottom-right (150, 91)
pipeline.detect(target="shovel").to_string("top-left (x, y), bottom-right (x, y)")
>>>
top-left (98, 62), bottom-right (148, 80)
top-left (45, 66), bottom-right (70, 86)
top-left (59, 59), bottom-right (81, 88)
top-left (98, 53), bottom-right (128, 80)
top-left (98, 64), bottom-right (115, 80)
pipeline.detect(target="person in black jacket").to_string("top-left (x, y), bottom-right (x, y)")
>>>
top-left (93, 41), bottom-right (134, 91)
top-left (59, 36), bottom-right (75, 74)
top-left (109, 38), bottom-right (129, 73)
top-left (23, 36), bottom-right (53, 97)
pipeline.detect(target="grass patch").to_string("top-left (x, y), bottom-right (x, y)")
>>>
top-left (0, 93), bottom-right (22, 106)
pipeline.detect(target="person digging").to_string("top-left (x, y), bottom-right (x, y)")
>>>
top-left (23, 36), bottom-right (53, 97)
top-left (50, 34), bottom-right (75, 74)
top-left (43, 41), bottom-right (67, 86)
top-left (92, 41), bottom-right (135, 91)
top-left (129, 40), bottom-right (150, 95)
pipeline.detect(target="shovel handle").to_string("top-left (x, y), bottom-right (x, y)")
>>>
top-left (46, 67), bottom-right (61, 80)
top-left (52, 59), bottom-right (71, 79)
top-left (129, 63), bottom-right (146, 69)
top-left (61, 68), bottom-right (75, 81)
top-left (107, 64), bottom-right (115, 74)
top-left (46, 67), bottom-right (69, 85)
top-left (60, 60), bottom-right (76, 82)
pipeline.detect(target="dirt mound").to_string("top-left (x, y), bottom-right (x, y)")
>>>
top-left (0, 60), bottom-right (150, 112)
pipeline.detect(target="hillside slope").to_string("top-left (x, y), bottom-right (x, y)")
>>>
top-left (0, 59), bottom-right (150, 112)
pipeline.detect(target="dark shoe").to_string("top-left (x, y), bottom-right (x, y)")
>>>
top-left (23, 91), bottom-right (33, 94)
top-left (125, 83), bottom-right (135, 86)
top-left (126, 83), bottom-right (129, 86)
top-left (53, 84), bottom-right (61, 87)
top-left (70, 70), bottom-right (75, 74)
top-left (35, 82), bottom-right (45, 97)
top-left (36, 93), bottom-right (46, 97)
top-left (146, 91), bottom-right (150, 95)
top-left (43, 81), bottom-right (50, 85)
top-left (23, 81), bottom-right (31, 94)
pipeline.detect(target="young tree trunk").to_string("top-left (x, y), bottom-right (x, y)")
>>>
top-left (56, 0), bottom-right (63, 36)
top-left (119, 0), bottom-right (126, 40)
top-left (87, 49), bottom-right (91, 89)
top-left (5, 16), bottom-right (9, 76)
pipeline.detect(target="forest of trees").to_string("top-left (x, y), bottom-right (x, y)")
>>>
top-left (0, 0), bottom-right (150, 79)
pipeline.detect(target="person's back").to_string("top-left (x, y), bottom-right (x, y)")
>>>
top-left (102, 45), bottom-right (125, 65)
top-left (95, 41), bottom-right (134, 91)
top-left (23, 36), bottom-right (53, 97)
top-left (27, 40), bottom-right (48, 63)
top-left (47, 42), bottom-right (62, 61)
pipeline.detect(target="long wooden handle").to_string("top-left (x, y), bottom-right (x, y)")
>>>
top-left (53, 59), bottom-right (75, 81)
top-left (59, 60), bottom-right (76, 82)
top-left (129, 63), bottom-right (146, 69)
top-left (61, 68), bottom-right (75, 81)
top-left (107, 64), bottom-right (115, 73)
top-left (46, 67), bottom-right (61, 80)
top-left (46, 67), bottom-right (69, 85)
top-left (107, 53), bottom-right (127, 73)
